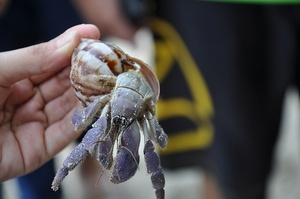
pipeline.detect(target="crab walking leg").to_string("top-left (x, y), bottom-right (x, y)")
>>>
top-left (86, 104), bottom-right (115, 170)
top-left (110, 121), bottom-right (140, 183)
top-left (52, 105), bottom-right (110, 191)
top-left (143, 139), bottom-right (166, 199)
top-left (146, 112), bottom-right (168, 149)
top-left (51, 128), bottom-right (99, 191)
top-left (141, 117), bottom-right (166, 199)
top-left (71, 95), bottom-right (111, 131)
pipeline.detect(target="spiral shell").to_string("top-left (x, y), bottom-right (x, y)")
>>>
top-left (70, 39), bottom-right (159, 106)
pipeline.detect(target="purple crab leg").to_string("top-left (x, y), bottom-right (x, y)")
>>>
top-left (148, 117), bottom-right (168, 149)
top-left (51, 127), bottom-right (105, 191)
top-left (88, 104), bottom-right (115, 169)
top-left (110, 121), bottom-right (140, 184)
top-left (52, 105), bottom-right (110, 191)
top-left (140, 116), bottom-right (166, 199)
top-left (71, 95), bottom-right (110, 131)
top-left (144, 139), bottom-right (165, 199)
top-left (51, 142), bottom-right (88, 191)
top-left (98, 134), bottom-right (113, 169)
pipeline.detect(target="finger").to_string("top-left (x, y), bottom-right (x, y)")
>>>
top-left (0, 86), bottom-right (12, 106)
top-left (30, 24), bottom-right (101, 85)
top-left (0, 24), bottom-right (100, 87)
top-left (4, 79), bottom-right (34, 107)
top-left (37, 67), bottom-right (72, 103)
top-left (45, 106), bottom-right (83, 157)
top-left (29, 67), bottom-right (67, 86)
top-left (44, 87), bottom-right (78, 124)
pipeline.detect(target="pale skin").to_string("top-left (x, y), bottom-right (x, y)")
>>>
top-left (0, 24), bottom-right (100, 182)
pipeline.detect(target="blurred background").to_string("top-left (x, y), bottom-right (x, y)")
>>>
top-left (1, 0), bottom-right (300, 199)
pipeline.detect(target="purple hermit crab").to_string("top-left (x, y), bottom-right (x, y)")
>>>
top-left (51, 39), bottom-right (168, 199)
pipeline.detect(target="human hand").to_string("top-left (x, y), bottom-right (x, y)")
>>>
top-left (0, 24), bottom-right (100, 181)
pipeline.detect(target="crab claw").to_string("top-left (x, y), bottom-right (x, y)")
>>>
top-left (98, 135), bottom-right (114, 169)
top-left (110, 121), bottom-right (140, 183)
top-left (88, 104), bottom-right (114, 169)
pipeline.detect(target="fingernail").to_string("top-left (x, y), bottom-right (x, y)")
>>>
top-left (57, 30), bottom-right (76, 48)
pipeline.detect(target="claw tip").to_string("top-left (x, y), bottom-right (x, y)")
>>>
top-left (51, 185), bottom-right (59, 192)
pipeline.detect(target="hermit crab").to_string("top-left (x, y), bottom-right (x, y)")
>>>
top-left (51, 39), bottom-right (168, 199)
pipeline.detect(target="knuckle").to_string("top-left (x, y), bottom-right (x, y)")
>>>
top-left (27, 41), bottom-right (53, 73)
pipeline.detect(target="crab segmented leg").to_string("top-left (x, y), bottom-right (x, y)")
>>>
top-left (144, 139), bottom-right (165, 199)
top-left (71, 95), bottom-right (110, 131)
top-left (51, 142), bottom-right (88, 191)
top-left (145, 111), bottom-right (168, 149)
top-left (140, 115), bottom-right (167, 199)
top-left (110, 121), bottom-right (140, 183)
top-left (51, 127), bottom-right (100, 191)
top-left (51, 104), bottom-right (110, 191)
top-left (97, 134), bottom-right (114, 169)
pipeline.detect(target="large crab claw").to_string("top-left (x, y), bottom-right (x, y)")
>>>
top-left (110, 121), bottom-right (140, 183)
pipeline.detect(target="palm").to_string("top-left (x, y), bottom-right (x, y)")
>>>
top-left (0, 67), bottom-right (79, 181)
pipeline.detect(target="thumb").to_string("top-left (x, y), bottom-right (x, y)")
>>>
top-left (0, 24), bottom-right (100, 87)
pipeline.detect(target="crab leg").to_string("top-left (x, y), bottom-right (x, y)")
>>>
top-left (141, 117), bottom-right (166, 199)
top-left (71, 95), bottom-right (110, 131)
top-left (146, 111), bottom-right (168, 149)
top-left (143, 139), bottom-right (165, 199)
top-left (52, 105), bottom-right (110, 191)
top-left (97, 133), bottom-right (114, 169)
top-left (110, 121), bottom-right (140, 184)
top-left (51, 127), bottom-right (100, 191)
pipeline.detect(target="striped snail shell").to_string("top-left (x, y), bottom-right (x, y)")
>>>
top-left (70, 38), bottom-right (159, 106)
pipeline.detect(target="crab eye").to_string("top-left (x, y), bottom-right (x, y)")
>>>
top-left (112, 115), bottom-right (129, 130)
top-left (121, 117), bottom-right (127, 126)
top-left (112, 115), bottom-right (121, 125)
